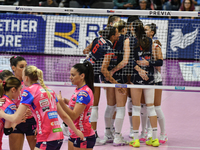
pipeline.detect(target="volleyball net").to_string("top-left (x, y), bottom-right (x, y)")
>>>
top-left (0, 6), bottom-right (199, 90)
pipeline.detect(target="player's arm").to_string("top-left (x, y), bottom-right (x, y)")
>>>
top-left (57, 91), bottom-right (86, 121)
top-left (0, 104), bottom-right (27, 123)
top-left (101, 54), bottom-right (118, 84)
top-left (110, 38), bottom-right (130, 76)
top-left (57, 102), bottom-right (84, 140)
top-left (83, 43), bottom-right (93, 54)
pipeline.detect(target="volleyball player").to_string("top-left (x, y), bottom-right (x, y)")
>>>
top-left (0, 65), bottom-right (84, 150)
top-left (9, 56), bottom-right (36, 150)
top-left (137, 23), bottom-right (167, 144)
top-left (83, 26), bottom-right (122, 145)
top-left (101, 20), bottom-right (130, 146)
top-left (0, 77), bottom-right (21, 150)
top-left (57, 61), bottom-right (96, 150)
top-left (128, 20), bottom-right (160, 147)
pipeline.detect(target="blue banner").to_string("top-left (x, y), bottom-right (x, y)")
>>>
top-left (167, 19), bottom-right (200, 59)
top-left (0, 14), bottom-right (46, 53)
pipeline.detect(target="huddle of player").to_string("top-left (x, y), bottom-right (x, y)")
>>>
top-left (0, 57), bottom-right (96, 150)
top-left (83, 15), bottom-right (168, 148)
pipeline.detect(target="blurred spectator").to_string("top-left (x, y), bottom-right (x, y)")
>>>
top-left (152, 0), bottom-right (162, 9)
top-left (113, 0), bottom-right (137, 9)
top-left (41, 0), bottom-right (58, 7)
top-left (171, 0), bottom-right (181, 10)
top-left (19, 0), bottom-right (39, 6)
top-left (179, 0), bottom-right (195, 19)
top-left (59, 0), bottom-right (70, 7)
top-left (76, 0), bottom-right (96, 8)
top-left (163, 0), bottom-right (181, 10)
top-left (136, 0), bottom-right (151, 18)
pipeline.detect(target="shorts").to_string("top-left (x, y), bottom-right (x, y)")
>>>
top-left (36, 139), bottom-right (63, 150)
top-left (69, 135), bottom-right (96, 148)
top-left (12, 117), bottom-right (37, 136)
top-left (155, 81), bottom-right (162, 85)
top-left (131, 74), bottom-right (154, 85)
top-left (94, 73), bottom-right (102, 83)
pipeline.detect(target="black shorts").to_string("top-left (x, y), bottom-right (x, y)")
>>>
top-left (131, 74), bottom-right (154, 85)
top-left (36, 139), bottom-right (63, 150)
top-left (12, 117), bottom-right (37, 136)
top-left (94, 74), bottom-right (102, 83)
top-left (69, 135), bottom-right (96, 149)
top-left (155, 81), bottom-right (162, 85)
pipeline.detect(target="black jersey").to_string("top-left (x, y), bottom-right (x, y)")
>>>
top-left (129, 36), bottom-right (154, 85)
top-left (88, 37), bottom-right (114, 75)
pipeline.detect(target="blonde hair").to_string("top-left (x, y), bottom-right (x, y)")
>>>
top-left (24, 65), bottom-right (51, 100)
top-left (113, 20), bottom-right (126, 33)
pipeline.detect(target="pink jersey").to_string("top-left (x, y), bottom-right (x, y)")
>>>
top-left (0, 95), bottom-right (17, 150)
top-left (68, 85), bottom-right (95, 138)
top-left (20, 83), bottom-right (64, 142)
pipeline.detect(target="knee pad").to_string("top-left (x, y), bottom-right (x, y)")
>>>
top-left (127, 97), bottom-right (132, 113)
top-left (155, 106), bottom-right (165, 120)
top-left (90, 106), bottom-right (98, 122)
top-left (116, 107), bottom-right (125, 119)
top-left (140, 104), bottom-right (147, 116)
top-left (143, 89), bottom-right (155, 104)
top-left (146, 106), bottom-right (157, 117)
top-left (132, 105), bottom-right (141, 116)
top-left (104, 105), bottom-right (115, 119)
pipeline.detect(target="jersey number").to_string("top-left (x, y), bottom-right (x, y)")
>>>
top-left (92, 44), bottom-right (99, 54)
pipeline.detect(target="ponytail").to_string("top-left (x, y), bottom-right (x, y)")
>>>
top-left (73, 61), bottom-right (94, 93)
top-left (24, 65), bottom-right (51, 100)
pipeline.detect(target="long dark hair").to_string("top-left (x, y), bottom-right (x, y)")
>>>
top-left (132, 20), bottom-right (150, 51)
top-left (99, 26), bottom-right (117, 40)
top-left (0, 77), bottom-right (21, 97)
top-left (73, 61), bottom-right (94, 93)
top-left (10, 56), bottom-right (26, 67)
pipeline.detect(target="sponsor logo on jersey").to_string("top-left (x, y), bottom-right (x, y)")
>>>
top-left (78, 91), bottom-right (88, 97)
top-left (52, 128), bottom-right (62, 133)
top-left (47, 111), bottom-right (58, 119)
top-left (72, 97), bottom-right (76, 101)
top-left (54, 22), bottom-right (80, 48)
top-left (39, 99), bottom-right (49, 107)
top-left (22, 92), bottom-right (28, 97)
top-left (170, 28), bottom-right (198, 52)
top-left (100, 38), bottom-right (106, 44)
top-left (10, 104), bottom-right (16, 110)
top-left (42, 106), bottom-right (50, 112)
top-left (50, 121), bottom-right (60, 126)
top-left (36, 111), bottom-right (42, 134)
top-left (138, 52), bottom-right (143, 56)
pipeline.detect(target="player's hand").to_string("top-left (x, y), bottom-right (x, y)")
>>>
top-left (75, 129), bottom-right (84, 140)
top-left (25, 108), bottom-right (32, 117)
top-left (56, 91), bottom-right (63, 101)
top-left (154, 40), bottom-right (162, 46)
top-left (137, 58), bottom-right (149, 67)
top-left (0, 98), bottom-right (6, 106)
top-left (138, 69), bottom-right (149, 81)
top-left (117, 88), bottom-right (126, 95)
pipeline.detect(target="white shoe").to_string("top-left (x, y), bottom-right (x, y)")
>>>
top-left (61, 122), bottom-right (69, 137)
top-left (139, 131), bottom-right (147, 143)
top-left (147, 129), bottom-right (152, 139)
top-left (159, 133), bottom-right (168, 144)
top-left (101, 133), bottom-right (114, 144)
top-left (113, 134), bottom-right (129, 146)
top-left (95, 137), bottom-right (106, 146)
top-left (129, 128), bottom-right (134, 138)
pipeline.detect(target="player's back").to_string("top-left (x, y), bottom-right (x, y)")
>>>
top-left (21, 84), bottom-right (64, 142)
